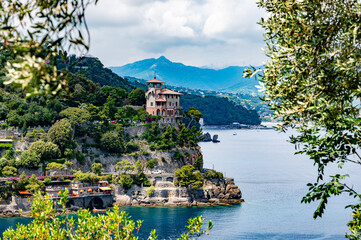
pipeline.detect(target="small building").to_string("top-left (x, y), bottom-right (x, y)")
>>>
top-left (145, 77), bottom-right (183, 123)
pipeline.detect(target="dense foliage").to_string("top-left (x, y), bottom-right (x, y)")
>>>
top-left (175, 165), bottom-right (204, 189)
top-left (143, 123), bottom-right (202, 150)
top-left (251, 0), bottom-right (361, 238)
top-left (181, 94), bottom-right (261, 125)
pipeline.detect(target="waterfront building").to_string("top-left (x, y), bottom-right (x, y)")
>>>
top-left (145, 77), bottom-right (183, 123)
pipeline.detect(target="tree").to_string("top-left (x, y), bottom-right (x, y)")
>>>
top-left (48, 119), bottom-right (73, 155)
top-left (185, 107), bottom-right (202, 128)
top-left (19, 151), bottom-right (41, 169)
top-left (25, 174), bottom-right (45, 193)
top-left (22, 121), bottom-right (27, 137)
top-left (250, 0), bottom-right (361, 237)
top-left (100, 131), bottom-right (123, 153)
top-left (60, 107), bottom-right (90, 139)
top-left (128, 88), bottom-right (146, 106)
top-left (2, 166), bottom-right (17, 177)
top-left (29, 140), bottom-right (61, 162)
top-left (116, 160), bottom-right (135, 172)
top-left (119, 173), bottom-right (134, 190)
top-left (175, 165), bottom-right (204, 189)
top-left (91, 162), bottom-right (103, 175)
top-left (2, 192), bottom-right (213, 239)
top-left (46, 162), bottom-right (64, 175)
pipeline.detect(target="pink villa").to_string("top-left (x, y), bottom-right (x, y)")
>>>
top-left (145, 77), bottom-right (183, 123)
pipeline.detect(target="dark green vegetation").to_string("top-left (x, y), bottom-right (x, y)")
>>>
top-left (142, 122), bottom-right (202, 150)
top-left (110, 56), bottom-right (259, 95)
top-left (57, 55), bottom-right (133, 92)
top-left (253, 0), bottom-right (361, 238)
top-left (181, 94), bottom-right (261, 125)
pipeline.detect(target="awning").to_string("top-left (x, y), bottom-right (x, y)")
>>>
top-left (18, 191), bottom-right (32, 195)
top-left (99, 187), bottom-right (112, 191)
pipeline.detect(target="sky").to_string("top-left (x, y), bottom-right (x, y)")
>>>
top-left (86, 0), bottom-right (266, 68)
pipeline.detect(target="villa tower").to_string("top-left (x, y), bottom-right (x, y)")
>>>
top-left (145, 77), bottom-right (182, 123)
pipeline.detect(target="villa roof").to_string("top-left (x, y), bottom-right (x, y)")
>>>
top-left (156, 98), bottom-right (167, 102)
top-left (160, 89), bottom-right (182, 95)
top-left (146, 77), bottom-right (165, 84)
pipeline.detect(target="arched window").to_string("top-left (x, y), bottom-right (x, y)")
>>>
top-left (156, 109), bottom-right (160, 115)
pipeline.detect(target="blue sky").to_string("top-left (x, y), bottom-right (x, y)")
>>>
top-left (86, 0), bottom-right (266, 68)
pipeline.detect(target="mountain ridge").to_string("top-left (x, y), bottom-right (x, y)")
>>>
top-left (109, 56), bottom-right (260, 95)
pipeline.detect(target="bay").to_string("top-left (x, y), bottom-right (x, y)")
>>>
top-left (0, 128), bottom-right (359, 239)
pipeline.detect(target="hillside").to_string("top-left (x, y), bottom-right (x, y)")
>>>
top-left (109, 56), bottom-right (260, 95)
top-left (57, 55), bottom-right (134, 92)
top-left (181, 94), bottom-right (261, 126)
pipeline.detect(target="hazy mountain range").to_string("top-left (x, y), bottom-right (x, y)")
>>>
top-left (109, 56), bottom-right (260, 95)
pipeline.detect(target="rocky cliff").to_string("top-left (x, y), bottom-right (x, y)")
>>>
top-left (114, 177), bottom-right (242, 207)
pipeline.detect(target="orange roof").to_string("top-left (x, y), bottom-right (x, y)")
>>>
top-left (156, 98), bottom-right (167, 102)
top-left (146, 77), bottom-right (164, 84)
top-left (160, 89), bottom-right (182, 95)
top-left (18, 191), bottom-right (32, 195)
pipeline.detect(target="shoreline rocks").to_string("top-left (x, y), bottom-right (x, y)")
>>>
top-left (113, 177), bottom-right (243, 207)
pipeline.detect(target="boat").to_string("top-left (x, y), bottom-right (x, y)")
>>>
top-left (92, 208), bottom-right (106, 213)
top-left (233, 132), bottom-right (237, 135)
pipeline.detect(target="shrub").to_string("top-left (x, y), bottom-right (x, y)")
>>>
top-left (147, 186), bottom-right (155, 197)
top-left (76, 152), bottom-right (85, 165)
top-left (91, 162), bottom-right (103, 175)
top-left (173, 151), bottom-right (182, 160)
top-left (135, 160), bottom-right (143, 172)
top-left (141, 150), bottom-right (149, 156)
top-left (19, 151), bottom-right (41, 168)
top-left (2, 166), bottom-right (17, 177)
top-left (73, 170), bottom-right (99, 183)
top-left (44, 177), bottom-right (52, 185)
top-left (101, 131), bottom-right (124, 153)
top-left (46, 162), bottom-right (64, 171)
top-left (0, 143), bottom-right (12, 149)
top-left (120, 173), bottom-right (133, 190)
top-left (2, 149), bottom-right (15, 160)
top-left (25, 129), bottom-right (46, 140)
top-left (193, 155), bottom-right (203, 171)
top-left (204, 170), bottom-right (223, 180)
top-left (175, 165), bottom-right (204, 189)
top-left (132, 172), bottom-right (151, 187)
top-left (146, 159), bottom-right (158, 169)
top-left (149, 144), bottom-right (156, 151)
top-left (116, 160), bottom-right (134, 172)
top-left (125, 140), bottom-right (139, 153)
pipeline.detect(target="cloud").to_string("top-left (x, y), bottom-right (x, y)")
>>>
top-left (86, 0), bottom-right (266, 68)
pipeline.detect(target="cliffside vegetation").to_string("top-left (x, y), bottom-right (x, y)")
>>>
top-left (181, 94), bottom-right (261, 125)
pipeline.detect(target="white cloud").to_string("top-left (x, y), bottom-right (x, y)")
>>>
top-left (86, 0), bottom-right (266, 68)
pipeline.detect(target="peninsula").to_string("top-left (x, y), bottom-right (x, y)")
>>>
top-left (0, 56), bottom-right (243, 216)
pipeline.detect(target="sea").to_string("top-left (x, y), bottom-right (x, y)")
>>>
top-left (0, 127), bottom-right (360, 239)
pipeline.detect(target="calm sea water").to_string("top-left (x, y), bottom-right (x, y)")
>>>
top-left (1, 128), bottom-right (359, 239)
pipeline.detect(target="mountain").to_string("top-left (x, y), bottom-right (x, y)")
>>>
top-left (109, 56), bottom-right (260, 95)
